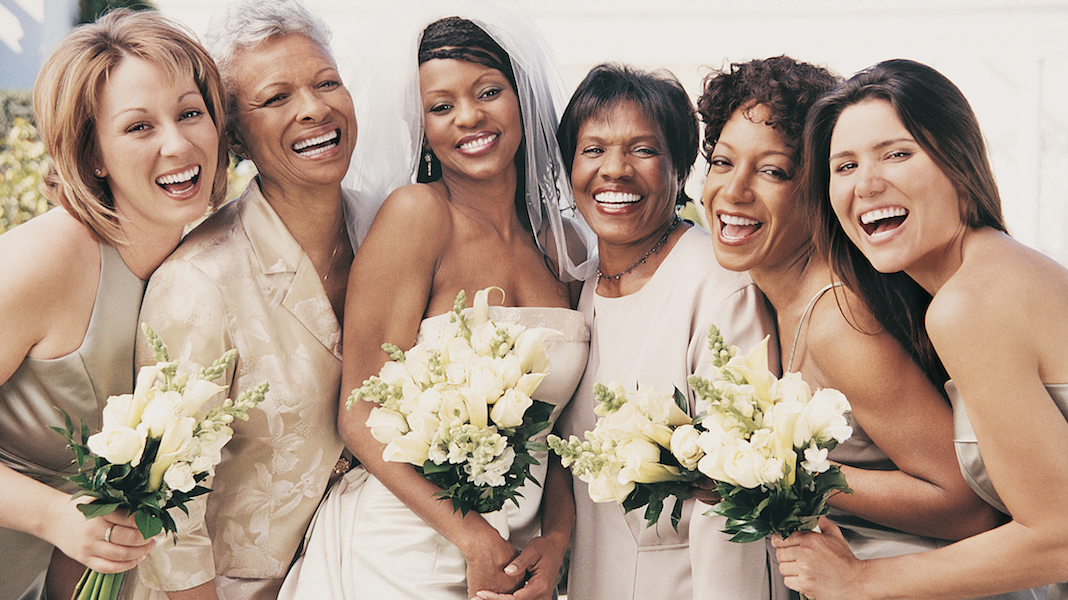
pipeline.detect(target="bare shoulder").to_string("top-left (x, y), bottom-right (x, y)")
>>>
top-left (928, 230), bottom-right (1068, 379)
top-left (367, 183), bottom-right (453, 241)
top-left (0, 210), bottom-right (100, 373)
top-left (804, 285), bottom-right (912, 389)
top-left (0, 210), bottom-right (99, 309)
top-left (929, 232), bottom-right (1068, 341)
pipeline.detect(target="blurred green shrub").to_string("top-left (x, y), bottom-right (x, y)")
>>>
top-left (1, 118), bottom-right (51, 233)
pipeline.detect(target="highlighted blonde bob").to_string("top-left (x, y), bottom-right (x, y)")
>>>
top-left (33, 9), bottom-right (228, 246)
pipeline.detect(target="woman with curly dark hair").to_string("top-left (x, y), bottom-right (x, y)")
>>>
top-left (696, 56), bottom-right (1007, 595)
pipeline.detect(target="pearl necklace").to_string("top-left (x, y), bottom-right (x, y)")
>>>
top-left (596, 215), bottom-right (680, 281)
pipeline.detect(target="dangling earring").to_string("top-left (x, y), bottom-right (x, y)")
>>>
top-left (424, 151), bottom-right (433, 178)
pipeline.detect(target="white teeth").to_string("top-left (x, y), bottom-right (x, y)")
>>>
top-left (293, 130), bottom-right (339, 151)
top-left (594, 191), bottom-right (640, 204)
top-left (459, 133), bottom-right (498, 151)
top-left (720, 214), bottom-right (760, 226)
top-left (156, 166), bottom-right (199, 186)
top-left (860, 207), bottom-right (908, 225)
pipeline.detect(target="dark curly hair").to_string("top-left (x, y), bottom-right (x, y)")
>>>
top-left (697, 55), bottom-right (839, 165)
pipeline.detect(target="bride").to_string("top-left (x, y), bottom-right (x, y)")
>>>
top-left (281, 7), bottom-right (595, 600)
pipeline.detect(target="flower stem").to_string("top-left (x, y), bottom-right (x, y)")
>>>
top-left (71, 569), bottom-right (125, 600)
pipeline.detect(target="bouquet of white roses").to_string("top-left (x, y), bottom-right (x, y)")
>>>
top-left (348, 287), bottom-right (561, 515)
top-left (687, 325), bottom-right (853, 543)
top-left (52, 324), bottom-right (268, 600)
top-left (548, 383), bottom-right (702, 530)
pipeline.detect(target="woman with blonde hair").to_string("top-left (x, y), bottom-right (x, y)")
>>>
top-left (0, 9), bottom-right (226, 600)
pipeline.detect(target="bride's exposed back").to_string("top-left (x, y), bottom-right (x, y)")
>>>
top-left (281, 9), bottom-right (594, 600)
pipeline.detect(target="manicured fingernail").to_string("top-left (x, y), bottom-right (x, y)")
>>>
top-left (504, 565), bottom-right (518, 575)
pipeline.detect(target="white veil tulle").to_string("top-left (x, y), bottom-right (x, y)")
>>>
top-left (340, 0), bottom-right (597, 282)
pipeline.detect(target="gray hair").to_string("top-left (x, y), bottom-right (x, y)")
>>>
top-left (205, 0), bottom-right (334, 132)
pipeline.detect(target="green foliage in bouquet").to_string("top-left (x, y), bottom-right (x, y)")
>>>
top-left (691, 324), bottom-right (853, 544)
top-left (353, 288), bottom-right (563, 516)
top-left (423, 398), bottom-right (554, 515)
top-left (714, 462), bottom-right (850, 543)
top-left (51, 325), bottom-right (267, 540)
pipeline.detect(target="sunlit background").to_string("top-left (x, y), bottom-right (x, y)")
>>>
top-left (4, 0), bottom-right (1068, 263)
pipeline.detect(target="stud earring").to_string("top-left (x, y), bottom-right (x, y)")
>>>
top-left (94, 168), bottom-right (103, 177)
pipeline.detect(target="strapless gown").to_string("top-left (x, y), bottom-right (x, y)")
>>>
top-left (279, 306), bottom-right (589, 599)
top-left (948, 381), bottom-right (1068, 599)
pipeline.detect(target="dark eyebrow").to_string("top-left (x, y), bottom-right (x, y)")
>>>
top-left (830, 137), bottom-right (915, 162)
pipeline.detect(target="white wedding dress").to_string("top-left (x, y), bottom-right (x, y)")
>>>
top-left (279, 306), bottom-right (589, 599)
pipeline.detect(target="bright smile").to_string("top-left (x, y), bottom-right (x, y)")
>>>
top-left (594, 191), bottom-right (641, 205)
top-left (457, 132), bottom-right (499, 154)
top-left (859, 206), bottom-right (908, 238)
top-left (292, 129), bottom-right (340, 157)
top-left (155, 165), bottom-right (200, 196)
top-left (718, 213), bottom-right (762, 242)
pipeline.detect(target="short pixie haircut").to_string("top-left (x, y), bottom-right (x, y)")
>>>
top-left (204, 0), bottom-right (334, 135)
top-left (557, 63), bottom-right (698, 206)
top-left (697, 55), bottom-right (839, 164)
top-left (33, 9), bottom-right (227, 245)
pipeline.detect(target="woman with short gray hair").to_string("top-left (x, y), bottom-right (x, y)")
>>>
top-left (125, 0), bottom-right (359, 598)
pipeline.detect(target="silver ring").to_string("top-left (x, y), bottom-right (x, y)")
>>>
top-left (104, 525), bottom-right (114, 544)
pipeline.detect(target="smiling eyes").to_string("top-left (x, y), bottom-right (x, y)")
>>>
top-left (580, 145), bottom-right (662, 158)
top-left (262, 79), bottom-right (341, 107)
top-left (427, 85), bottom-right (505, 114)
top-left (123, 108), bottom-right (206, 134)
top-left (832, 149), bottom-right (915, 174)
top-left (709, 157), bottom-right (793, 181)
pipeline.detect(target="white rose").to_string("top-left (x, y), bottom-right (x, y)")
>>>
top-left (670, 424), bottom-right (704, 471)
top-left (139, 391), bottom-right (183, 437)
top-left (798, 389), bottom-right (853, 445)
top-left (469, 322), bottom-right (498, 357)
top-left (87, 425), bottom-right (146, 466)
top-left (438, 391), bottom-right (471, 427)
top-left (696, 443), bottom-right (736, 486)
top-left (163, 461), bottom-right (197, 492)
top-left (406, 410), bottom-right (440, 445)
top-left (586, 467), bottom-right (635, 503)
top-left (512, 327), bottom-right (559, 374)
top-left (383, 432), bottom-right (431, 465)
top-left (774, 372), bottom-right (812, 405)
top-left (758, 456), bottom-right (788, 485)
top-left (631, 387), bottom-right (691, 427)
top-left (467, 356), bottom-right (506, 405)
top-left (617, 438), bottom-right (681, 484)
top-left (490, 388), bottom-right (533, 428)
top-left (495, 354), bottom-right (523, 389)
top-left (101, 394), bottom-right (136, 430)
top-left (366, 408), bottom-right (409, 444)
top-left (722, 440), bottom-right (768, 489)
top-left (404, 344), bottom-right (433, 384)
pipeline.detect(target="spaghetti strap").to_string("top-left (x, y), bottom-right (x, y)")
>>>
top-left (786, 282), bottom-right (843, 372)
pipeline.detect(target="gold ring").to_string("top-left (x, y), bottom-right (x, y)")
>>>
top-left (104, 525), bottom-right (114, 544)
